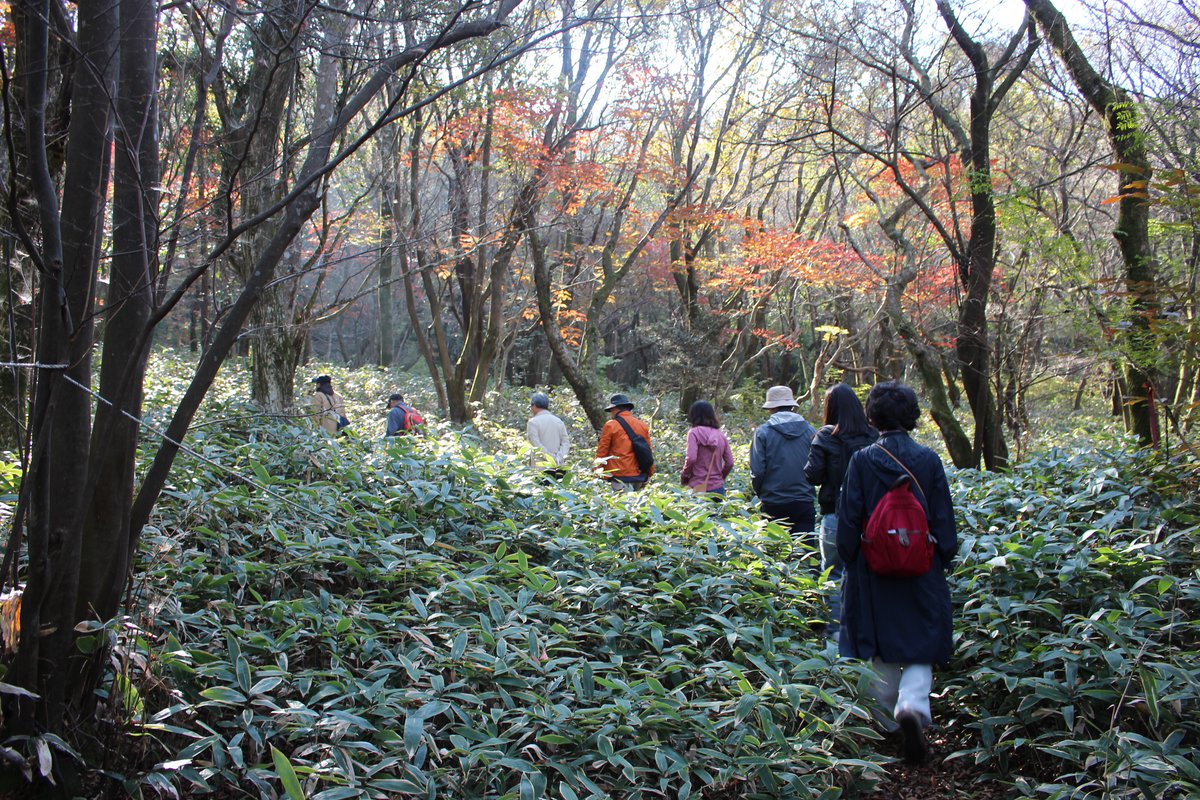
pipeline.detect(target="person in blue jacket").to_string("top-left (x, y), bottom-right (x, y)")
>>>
top-left (836, 380), bottom-right (957, 764)
top-left (750, 385), bottom-right (818, 552)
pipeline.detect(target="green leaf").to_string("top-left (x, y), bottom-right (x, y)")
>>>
top-left (408, 592), bottom-right (431, 622)
top-left (271, 745), bottom-right (306, 800)
top-left (199, 686), bottom-right (247, 704)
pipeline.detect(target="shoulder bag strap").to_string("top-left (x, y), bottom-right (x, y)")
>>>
top-left (613, 415), bottom-right (647, 475)
top-left (876, 442), bottom-right (926, 501)
top-left (316, 392), bottom-right (334, 417)
top-left (613, 414), bottom-right (638, 443)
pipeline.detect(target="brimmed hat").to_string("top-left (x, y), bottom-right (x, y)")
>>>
top-left (604, 393), bottom-right (634, 411)
top-left (762, 385), bottom-right (797, 409)
top-left (385, 392), bottom-right (403, 408)
top-left (312, 375), bottom-right (332, 385)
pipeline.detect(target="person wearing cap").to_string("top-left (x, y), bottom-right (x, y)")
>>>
top-left (388, 391), bottom-right (422, 434)
top-left (526, 392), bottom-right (571, 477)
top-left (750, 385), bottom-right (818, 548)
top-left (594, 393), bottom-right (654, 490)
top-left (311, 375), bottom-right (347, 435)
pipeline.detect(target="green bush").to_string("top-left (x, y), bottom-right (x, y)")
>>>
top-left (945, 448), bottom-right (1200, 797)
top-left (121, 407), bottom-right (884, 799)
top-left (25, 364), bottom-right (1200, 799)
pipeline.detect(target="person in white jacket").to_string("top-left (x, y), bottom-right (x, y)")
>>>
top-left (526, 393), bottom-right (570, 477)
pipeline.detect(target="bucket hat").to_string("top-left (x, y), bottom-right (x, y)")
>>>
top-left (762, 385), bottom-right (797, 409)
top-left (604, 393), bottom-right (634, 411)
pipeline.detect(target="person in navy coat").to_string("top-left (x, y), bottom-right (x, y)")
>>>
top-left (836, 381), bottom-right (957, 763)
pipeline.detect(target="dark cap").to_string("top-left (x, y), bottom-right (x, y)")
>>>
top-left (312, 375), bottom-right (332, 385)
top-left (604, 393), bottom-right (633, 411)
top-left (386, 393), bottom-right (403, 408)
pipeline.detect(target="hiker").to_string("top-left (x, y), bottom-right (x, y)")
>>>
top-left (594, 393), bottom-right (654, 490)
top-left (526, 392), bottom-right (570, 477)
top-left (749, 385), bottom-right (818, 546)
top-left (385, 393), bottom-right (423, 436)
top-left (837, 380), bottom-right (957, 764)
top-left (804, 383), bottom-right (878, 636)
top-left (311, 375), bottom-right (347, 435)
top-left (680, 400), bottom-right (733, 495)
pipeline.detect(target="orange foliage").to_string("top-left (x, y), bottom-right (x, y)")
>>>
top-left (0, 2), bottom-right (12, 48)
top-left (736, 227), bottom-right (873, 291)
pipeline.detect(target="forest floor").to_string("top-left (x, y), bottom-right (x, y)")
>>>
top-left (865, 726), bottom-right (1013, 800)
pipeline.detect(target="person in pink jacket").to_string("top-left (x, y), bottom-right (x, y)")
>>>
top-left (680, 400), bottom-right (734, 495)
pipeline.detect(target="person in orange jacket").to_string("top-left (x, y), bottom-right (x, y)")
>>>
top-left (594, 393), bottom-right (654, 490)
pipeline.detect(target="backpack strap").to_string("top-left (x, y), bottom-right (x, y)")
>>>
top-left (876, 442), bottom-right (926, 501)
top-left (613, 414), bottom-right (648, 477)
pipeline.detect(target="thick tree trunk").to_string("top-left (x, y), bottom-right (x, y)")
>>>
top-left (8, 0), bottom-right (117, 742)
top-left (77, 0), bottom-right (160, 631)
top-left (249, 287), bottom-right (308, 411)
top-left (1025, 0), bottom-right (1159, 445)
top-left (219, 0), bottom-right (303, 411)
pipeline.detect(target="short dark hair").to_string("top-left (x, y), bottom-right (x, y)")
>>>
top-left (389, 393), bottom-right (404, 403)
top-left (687, 400), bottom-right (720, 429)
top-left (865, 381), bottom-right (920, 432)
top-left (531, 392), bottom-right (550, 409)
top-left (824, 383), bottom-right (870, 436)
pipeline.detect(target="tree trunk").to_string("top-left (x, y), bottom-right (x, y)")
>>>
top-left (1025, 0), bottom-right (1159, 445)
top-left (529, 225), bottom-right (607, 430)
top-left (378, 183), bottom-right (397, 368)
top-left (885, 270), bottom-right (975, 467)
top-left (7, 0), bottom-right (117, 744)
top-left (219, 0), bottom-right (303, 411)
top-left (76, 0), bottom-right (160, 632)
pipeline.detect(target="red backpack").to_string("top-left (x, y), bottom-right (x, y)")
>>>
top-left (399, 403), bottom-right (425, 430)
top-left (860, 445), bottom-right (935, 577)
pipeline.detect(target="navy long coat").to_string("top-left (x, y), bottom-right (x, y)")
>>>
top-left (836, 431), bottom-right (957, 664)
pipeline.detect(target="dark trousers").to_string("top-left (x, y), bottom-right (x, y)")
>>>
top-left (761, 500), bottom-right (817, 557)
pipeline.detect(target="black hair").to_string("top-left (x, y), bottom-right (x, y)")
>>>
top-left (865, 380), bottom-right (920, 432)
top-left (687, 400), bottom-right (720, 429)
top-left (824, 383), bottom-right (870, 436)
top-left (317, 383), bottom-right (333, 397)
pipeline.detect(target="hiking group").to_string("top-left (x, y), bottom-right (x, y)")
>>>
top-left (310, 377), bottom-right (957, 763)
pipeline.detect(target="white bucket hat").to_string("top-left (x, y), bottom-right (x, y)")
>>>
top-left (762, 385), bottom-right (797, 409)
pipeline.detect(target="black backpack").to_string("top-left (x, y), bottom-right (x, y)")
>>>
top-left (614, 415), bottom-right (654, 476)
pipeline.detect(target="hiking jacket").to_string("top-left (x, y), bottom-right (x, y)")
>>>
top-left (680, 425), bottom-right (733, 492)
top-left (312, 390), bottom-right (346, 435)
top-left (749, 411), bottom-right (816, 505)
top-left (527, 410), bottom-right (571, 467)
top-left (836, 431), bottom-right (958, 665)
top-left (805, 425), bottom-right (879, 514)
top-left (595, 411), bottom-right (653, 479)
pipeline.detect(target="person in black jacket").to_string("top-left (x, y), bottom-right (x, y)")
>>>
top-left (836, 381), bottom-right (957, 764)
top-left (804, 384), bottom-right (877, 637)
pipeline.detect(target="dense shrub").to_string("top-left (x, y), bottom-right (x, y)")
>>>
top-left (945, 448), bottom-right (1200, 797)
top-left (119, 414), bottom-right (884, 799)
top-left (18, 368), bottom-right (1200, 799)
